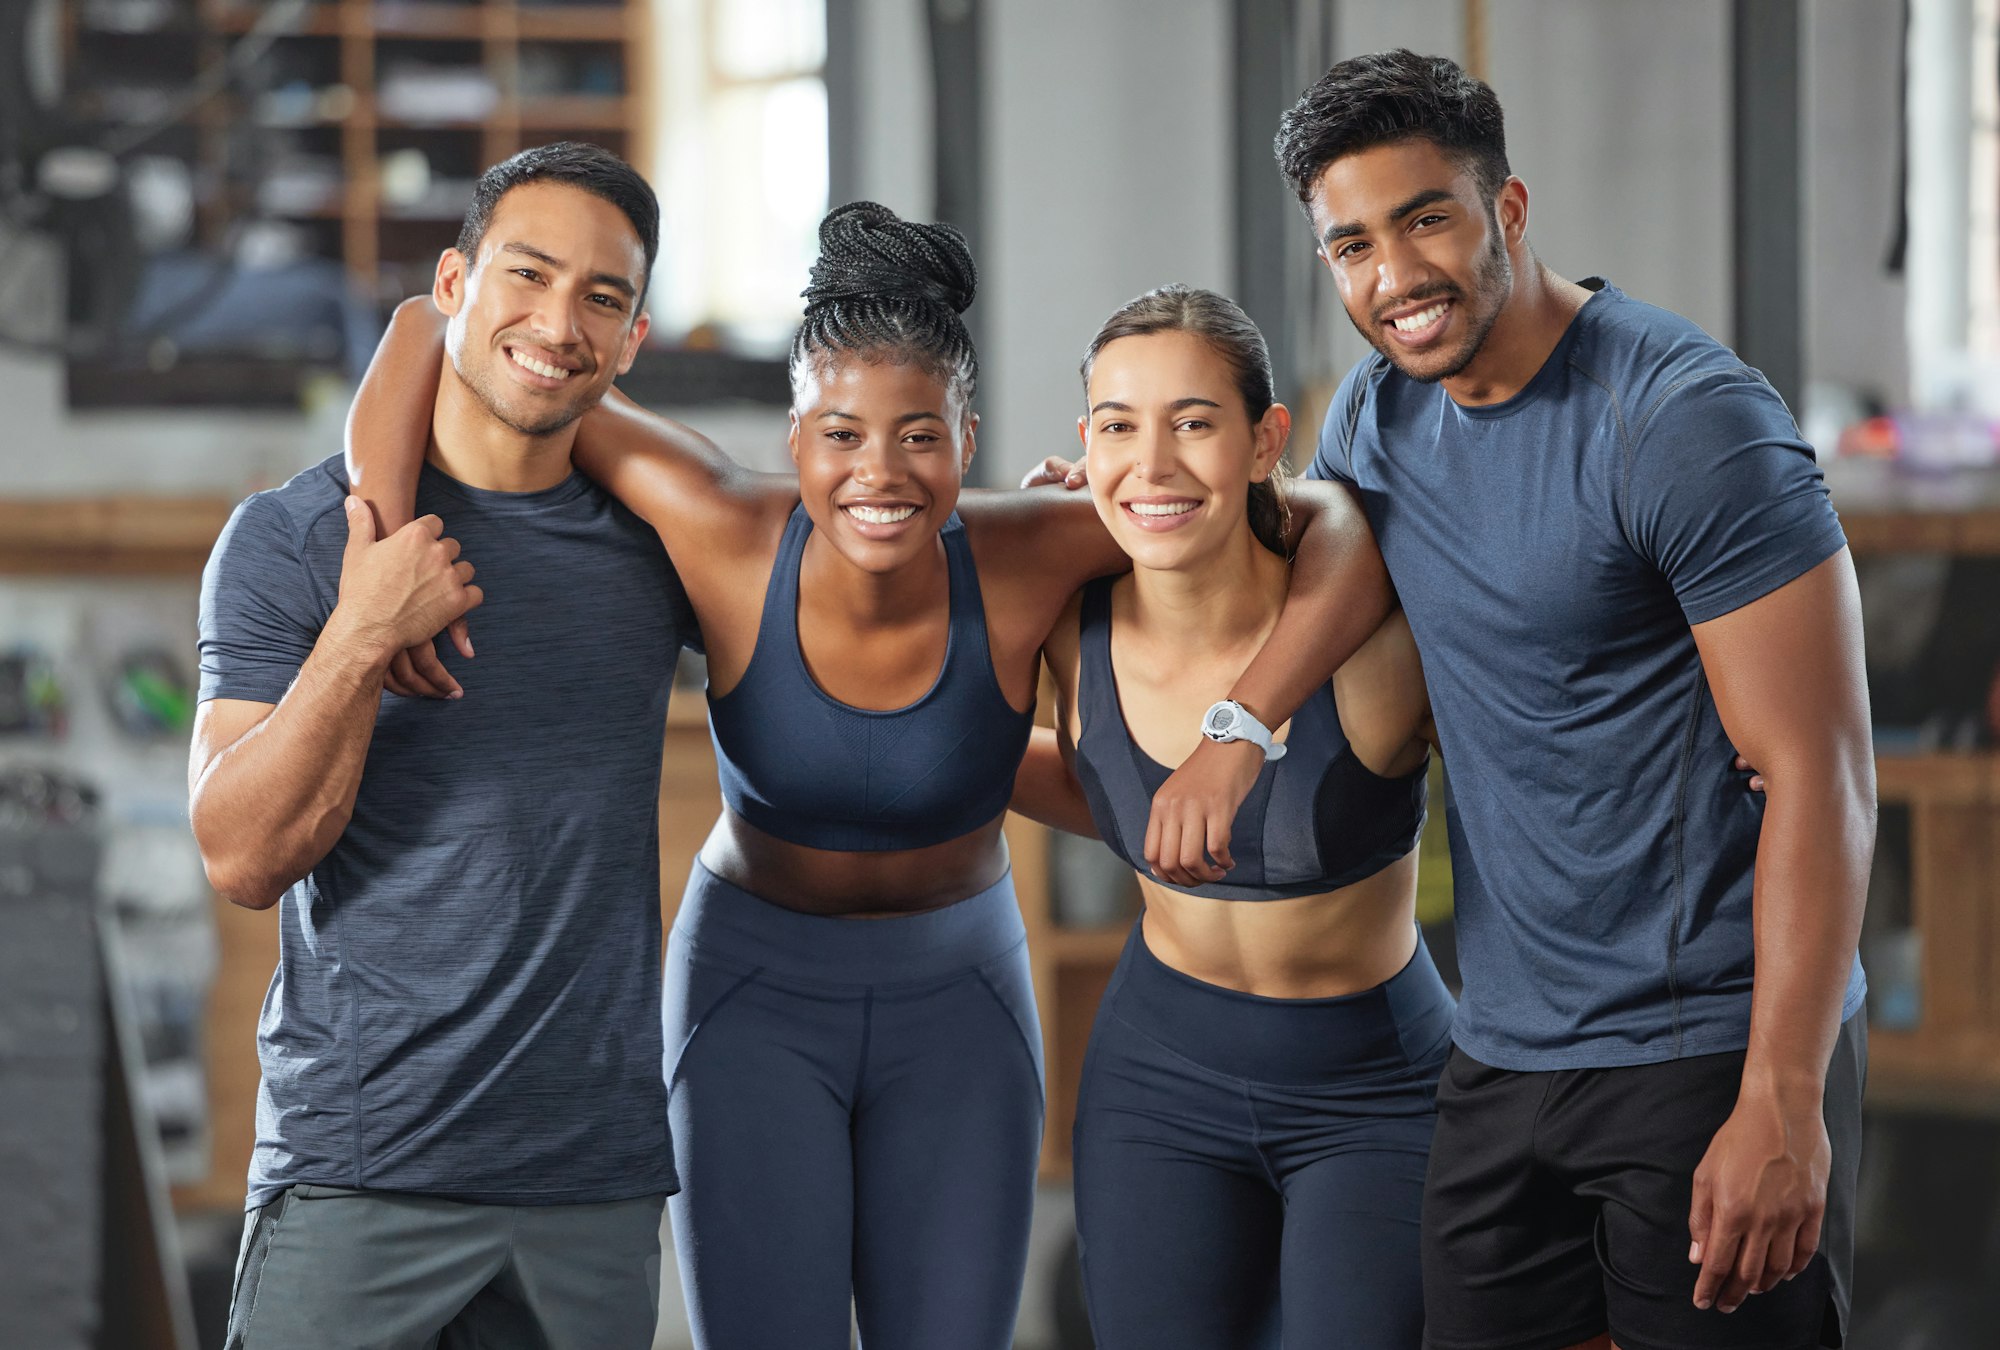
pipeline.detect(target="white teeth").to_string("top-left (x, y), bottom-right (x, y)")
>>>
top-left (1392, 302), bottom-right (1448, 333)
top-left (510, 349), bottom-right (573, 380)
top-left (1128, 501), bottom-right (1197, 517)
top-left (846, 504), bottom-right (918, 524)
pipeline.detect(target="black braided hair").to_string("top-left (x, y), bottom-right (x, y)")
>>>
top-left (789, 201), bottom-right (979, 412)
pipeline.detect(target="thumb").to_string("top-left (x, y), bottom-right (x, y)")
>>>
top-left (342, 495), bottom-right (376, 557)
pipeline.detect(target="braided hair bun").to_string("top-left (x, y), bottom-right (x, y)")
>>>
top-left (791, 201), bottom-right (980, 409)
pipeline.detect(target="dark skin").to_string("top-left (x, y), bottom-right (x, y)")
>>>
top-left (1028, 139), bottom-right (1872, 1342)
top-left (348, 306), bottom-right (1392, 914)
top-left (1309, 140), bottom-right (1873, 1340)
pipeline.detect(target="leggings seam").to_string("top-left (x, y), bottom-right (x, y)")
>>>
top-left (852, 987), bottom-right (875, 1107)
top-left (1240, 1084), bottom-right (1283, 1194)
top-left (668, 966), bottom-right (763, 1090)
top-left (974, 969), bottom-right (1047, 1112)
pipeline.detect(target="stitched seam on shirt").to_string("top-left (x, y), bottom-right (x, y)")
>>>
top-left (1567, 357), bottom-right (1648, 562)
top-left (1669, 671), bottom-right (1711, 1056)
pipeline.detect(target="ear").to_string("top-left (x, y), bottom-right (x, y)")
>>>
top-left (434, 248), bottom-right (469, 316)
top-left (787, 410), bottom-right (802, 468)
top-left (1496, 175), bottom-right (1530, 249)
top-left (959, 411), bottom-right (979, 474)
top-left (1250, 403), bottom-right (1293, 482)
top-left (614, 310), bottom-right (651, 376)
top-left (1076, 414), bottom-right (1089, 450)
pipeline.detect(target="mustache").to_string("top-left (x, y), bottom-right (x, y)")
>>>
top-left (1371, 283), bottom-right (1464, 325)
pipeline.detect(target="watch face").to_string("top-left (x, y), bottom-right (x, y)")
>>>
top-left (1204, 703), bottom-right (1239, 737)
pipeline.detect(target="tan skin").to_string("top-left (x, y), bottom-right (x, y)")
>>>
top-left (348, 300), bottom-right (1394, 916)
top-left (1011, 329), bottom-right (1434, 998)
top-left (1310, 140), bottom-right (1874, 1342)
top-left (189, 181), bottom-right (647, 908)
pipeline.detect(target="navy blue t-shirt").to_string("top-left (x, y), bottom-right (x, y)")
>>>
top-left (198, 455), bottom-right (696, 1207)
top-left (1310, 281), bottom-right (1865, 1070)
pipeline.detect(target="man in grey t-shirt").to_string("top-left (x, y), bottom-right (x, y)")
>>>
top-left (191, 144), bottom-right (694, 1349)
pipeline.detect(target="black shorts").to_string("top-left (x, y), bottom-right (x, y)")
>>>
top-left (1421, 1011), bottom-right (1865, 1350)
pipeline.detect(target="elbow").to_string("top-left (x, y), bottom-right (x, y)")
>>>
top-left (200, 851), bottom-right (284, 911)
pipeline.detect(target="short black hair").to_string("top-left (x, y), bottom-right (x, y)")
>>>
top-left (789, 201), bottom-right (979, 412)
top-left (1274, 49), bottom-right (1509, 207)
top-left (456, 142), bottom-right (660, 299)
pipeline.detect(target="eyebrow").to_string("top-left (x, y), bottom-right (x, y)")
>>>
top-left (1088, 396), bottom-right (1225, 415)
top-left (1320, 187), bottom-right (1457, 247)
top-left (499, 241), bottom-right (638, 299)
top-left (817, 409), bottom-right (946, 425)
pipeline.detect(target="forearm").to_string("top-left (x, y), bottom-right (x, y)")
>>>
top-left (1010, 728), bottom-right (1101, 839)
top-left (345, 297), bottom-right (444, 534)
top-left (191, 618), bottom-right (390, 907)
top-left (1229, 489), bottom-right (1392, 725)
top-left (1741, 755), bottom-right (1874, 1098)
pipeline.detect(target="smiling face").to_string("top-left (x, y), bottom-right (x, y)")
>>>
top-left (788, 356), bottom-right (976, 575)
top-left (1308, 138), bottom-right (1521, 386)
top-left (434, 180), bottom-right (651, 437)
top-left (1080, 330), bottom-right (1288, 573)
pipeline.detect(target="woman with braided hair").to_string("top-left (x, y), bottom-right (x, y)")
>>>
top-left (345, 199), bottom-right (1392, 1347)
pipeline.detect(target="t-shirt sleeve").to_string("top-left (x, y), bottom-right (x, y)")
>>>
top-left (1623, 368), bottom-right (1847, 626)
top-left (1305, 358), bottom-right (1373, 485)
top-left (198, 492), bottom-right (325, 705)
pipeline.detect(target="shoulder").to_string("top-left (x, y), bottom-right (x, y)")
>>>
top-left (213, 458), bottom-right (345, 565)
top-left (1312, 353), bottom-right (1394, 477)
top-left (1569, 287), bottom-right (1782, 435)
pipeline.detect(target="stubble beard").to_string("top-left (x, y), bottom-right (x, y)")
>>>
top-left (454, 346), bottom-right (599, 438)
top-left (1351, 227), bottom-right (1514, 386)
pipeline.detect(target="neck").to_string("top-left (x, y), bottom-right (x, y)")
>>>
top-left (426, 364), bottom-right (580, 492)
top-left (1127, 521), bottom-right (1288, 656)
top-left (800, 528), bottom-right (950, 627)
top-left (1441, 259), bottom-right (1594, 407)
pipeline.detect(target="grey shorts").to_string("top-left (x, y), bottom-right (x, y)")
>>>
top-left (225, 1184), bottom-right (666, 1350)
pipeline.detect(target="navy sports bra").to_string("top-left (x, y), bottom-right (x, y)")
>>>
top-left (708, 504), bottom-right (1035, 852)
top-left (1071, 577), bottom-right (1427, 900)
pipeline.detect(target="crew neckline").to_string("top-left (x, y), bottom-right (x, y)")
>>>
top-left (417, 459), bottom-right (594, 513)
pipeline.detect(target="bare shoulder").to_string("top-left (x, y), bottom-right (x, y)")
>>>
top-left (957, 486), bottom-right (1123, 589)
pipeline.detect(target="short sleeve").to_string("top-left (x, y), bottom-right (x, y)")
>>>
top-left (1306, 358), bottom-right (1376, 485)
top-left (1623, 369), bottom-right (1847, 626)
top-left (197, 493), bottom-right (325, 705)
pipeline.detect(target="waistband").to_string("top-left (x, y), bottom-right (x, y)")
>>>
top-left (673, 860), bottom-right (1025, 987)
top-left (1107, 920), bottom-right (1456, 1085)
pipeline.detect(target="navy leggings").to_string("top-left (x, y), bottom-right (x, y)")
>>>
top-left (1073, 922), bottom-right (1454, 1349)
top-left (662, 862), bottom-right (1045, 1350)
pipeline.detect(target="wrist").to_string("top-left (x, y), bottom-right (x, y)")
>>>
top-left (322, 606), bottom-right (399, 677)
top-left (1737, 1057), bottom-right (1827, 1110)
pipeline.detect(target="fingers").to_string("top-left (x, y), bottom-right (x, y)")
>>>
top-left (408, 641), bottom-right (463, 700)
top-left (383, 651), bottom-right (422, 699)
top-left (447, 616), bottom-right (475, 660)
top-left (1691, 1220), bottom-right (1744, 1313)
top-left (453, 560), bottom-right (476, 587)
top-left (1205, 812), bottom-right (1235, 875)
top-left (1752, 1229), bottom-right (1796, 1297)
top-left (341, 495), bottom-right (376, 563)
top-left (1018, 456), bottom-right (1088, 490)
top-left (411, 513), bottom-right (445, 539)
top-left (1789, 1209), bottom-right (1823, 1280)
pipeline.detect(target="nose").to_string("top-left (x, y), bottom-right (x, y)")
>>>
top-left (1373, 234), bottom-right (1436, 305)
top-left (1135, 426), bottom-right (1180, 482)
top-left (853, 437), bottom-right (910, 489)
top-left (528, 287), bottom-right (585, 349)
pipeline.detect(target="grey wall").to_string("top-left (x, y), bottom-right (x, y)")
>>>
top-left (982, 0), bottom-right (1234, 482)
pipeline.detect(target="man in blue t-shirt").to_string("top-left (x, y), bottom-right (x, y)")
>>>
top-left (1272, 51), bottom-right (1871, 1350)
top-left (191, 144), bottom-right (696, 1348)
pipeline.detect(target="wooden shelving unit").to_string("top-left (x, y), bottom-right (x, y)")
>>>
top-left (0, 497), bottom-right (236, 576)
top-left (66, 0), bottom-right (651, 315)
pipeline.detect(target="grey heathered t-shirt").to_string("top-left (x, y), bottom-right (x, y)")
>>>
top-left (198, 454), bottom-right (695, 1209)
top-left (1310, 281), bottom-right (1865, 1072)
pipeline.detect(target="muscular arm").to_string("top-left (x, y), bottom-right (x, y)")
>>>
top-left (345, 296), bottom-right (443, 536)
top-left (1146, 478), bottom-right (1393, 885)
top-left (1685, 549), bottom-right (1873, 1312)
top-left (191, 499), bottom-right (481, 909)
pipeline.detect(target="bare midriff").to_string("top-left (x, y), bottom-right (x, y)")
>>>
top-left (1137, 847), bottom-right (1421, 999)
top-left (698, 809), bottom-right (1012, 916)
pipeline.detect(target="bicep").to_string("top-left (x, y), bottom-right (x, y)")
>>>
top-left (1689, 549), bottom-right (1870, 774)
top-left (1330, 610), bottom-right (1431, 775)
top-left (960, 489), bottom-right (1127, 593)
top-left (573, 393), bottom-right (790, 560)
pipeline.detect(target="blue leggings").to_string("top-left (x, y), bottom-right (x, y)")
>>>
top-left (1073, 923), bottom-right (1454, 1349)
top-left (662, 862), bottom-right (1045, 1350)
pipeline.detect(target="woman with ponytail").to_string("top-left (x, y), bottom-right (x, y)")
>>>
top-left (345, 200), bottom-right (1391, 1348)
top-left (1012, 285), bottom-right (1447, 1349)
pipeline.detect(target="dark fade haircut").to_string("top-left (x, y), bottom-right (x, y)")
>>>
top-left (1274, 49), bottom-right (1509, 208)
top-left (456, 142), bottom-right (660, 300)
top-left (1081, 284), bottom-right (1292, 558)
top-left (790, 201), bottom-right (979, 414)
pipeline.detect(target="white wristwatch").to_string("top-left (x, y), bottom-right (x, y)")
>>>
top-left (1200, 699), bottom-right (1287, 762)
